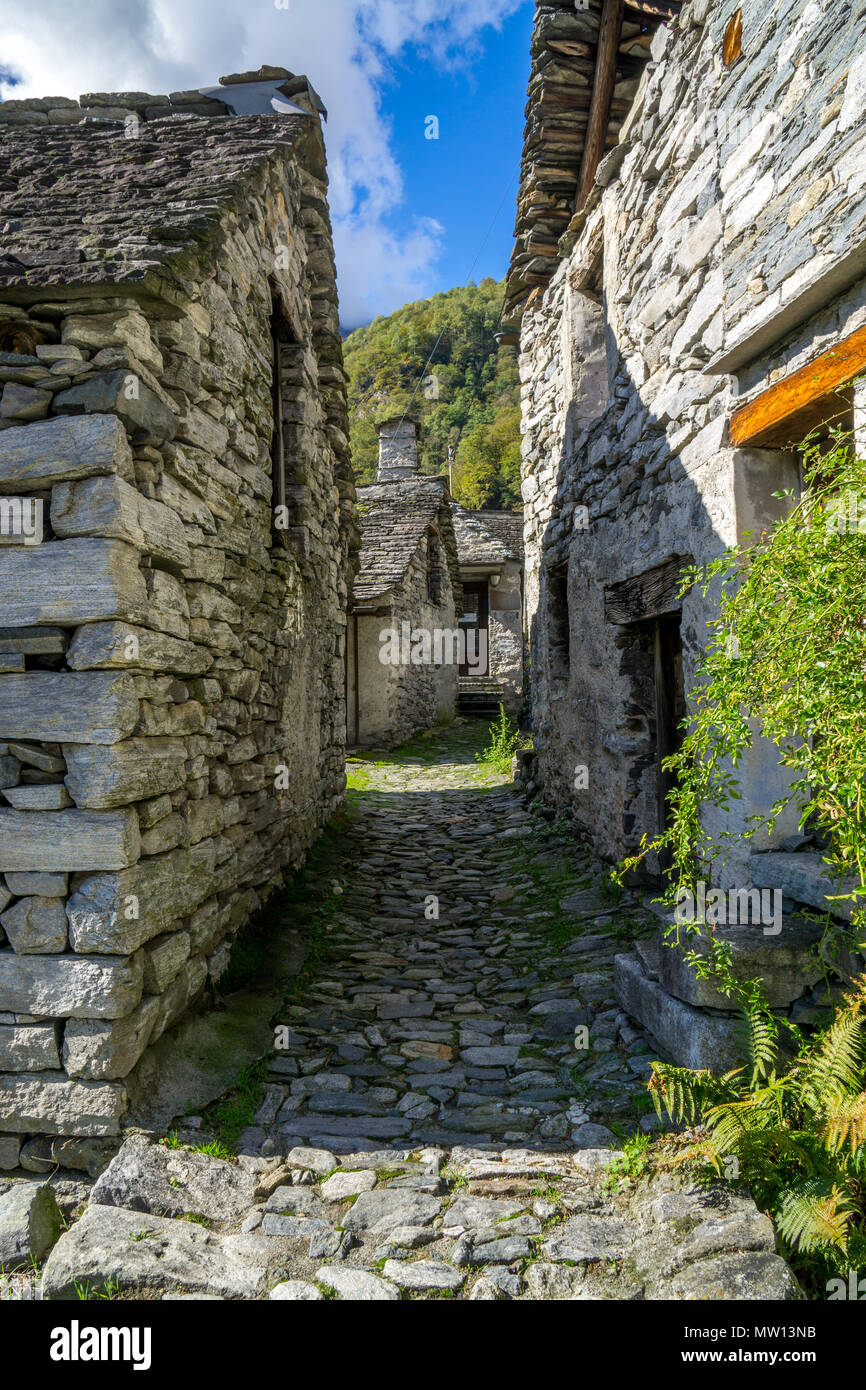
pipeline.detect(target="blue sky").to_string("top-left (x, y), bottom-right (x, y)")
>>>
top-left (368, 5), bottom-right (532, 318)
top-left (0, 0), bottom-right (535, 329)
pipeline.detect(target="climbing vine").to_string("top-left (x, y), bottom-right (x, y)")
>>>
top-left (614, 426), bottom-right (866, 1289)
top-left (616, 427), bottom-right (866, 996)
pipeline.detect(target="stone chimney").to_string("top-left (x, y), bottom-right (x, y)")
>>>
top-left (376, 417), bottom-right (419, 482)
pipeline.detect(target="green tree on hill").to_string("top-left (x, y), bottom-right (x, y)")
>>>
top-left (343, 278), bottom-right (522, 510)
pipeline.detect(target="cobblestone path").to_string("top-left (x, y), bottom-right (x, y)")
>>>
top-left (253, 722), bottom-right (656, 1158)
top-left (15, 724), bottom-right (801, 1301)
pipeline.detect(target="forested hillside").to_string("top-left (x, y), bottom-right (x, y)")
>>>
top-left (342, 278), bottom-right (522, 511)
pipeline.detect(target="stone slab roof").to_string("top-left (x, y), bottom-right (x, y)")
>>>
top-left (504, 0), bottom-right (680, 327)
top-left (452, 505), bottom-right (524, 566)
top-left (353, 476), bottom-right (460, 608)
top-left (0, 68), bottom-right (326, 300)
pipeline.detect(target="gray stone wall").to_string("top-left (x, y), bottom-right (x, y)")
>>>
top-left (519, 0), bottom-right (866, 882)
top-left (0, 114), bottom-right (356, 1158)
top-left (487, 560), bottom-right (524, 715)
top-left (348, 542), bottom-right (459, 748)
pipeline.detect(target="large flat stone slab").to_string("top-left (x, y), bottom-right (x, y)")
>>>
top-left (0, 414), bottom-right (133, 492)
top-left (614, 951), bottom-right (745, 1071)
top-left (41, 1205), bottom-right (290, 1299)
top-left (656, 915), bottom-right (824, 1009)
top-left (0, 808), bottom-right (140, 871)
top-left (751, 852), bottom-right (856, 923)
top-left (0, 539), bottom-right (149, 628)
top-left (68, 621), bottom-right (212, 676)
top-left (0, 951), bottom-right (143, 1018)
top-left (0, 671), bottom-right (139, 744)
top-left (0, 1073), bottom-right (127, 1136)
top-left (341, 1189), bottom-right (443, 1235)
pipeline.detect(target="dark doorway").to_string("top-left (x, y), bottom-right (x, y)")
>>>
top-left (653, 612), bottom-right (686, 865)
top-left (459, 581), bottom-right (489, 677)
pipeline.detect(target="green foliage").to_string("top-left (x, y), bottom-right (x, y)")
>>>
top-left (649, 978), bottom-right (866, 1288)
top-left (617, 431), bottom-right (866, 981)
top-left (475, 704), bottom-right (527, 777)
top-left (613, 426), bottom-right (866, 1293)
top-left (343, 278), bottom-right (522, 510)
top-left (197, 1060), bottom-right (266, 1155)
top-left (74, 1275), bottom-right (121, 1300)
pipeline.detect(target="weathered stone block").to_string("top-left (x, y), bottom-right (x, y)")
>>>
top-left (0, 1134), bottom-right (21, 1169)
top-left (0, 809), bottom-right (140, 872)
top-left (0, 626), bottom-right (67, 656)
top-left (0, 1074), bottom-right (127, 1136)
top-left (67, 839), bottom-right (217, 954)
top-left (657, 918), bottom-right (824, 1010)
top-left (51, 473), bottom-right (141, 543)
top-left (0, 413), bottom-right (133, 493)
top-left (0, 1022), bottom-right (61, 1070)
top-left (0, 754), bottom-right (21, 787)
top-left (0, 383), bottom-right (51, 421)
top-left (2, 785), bottom-right (73, 810)
top-left (41, 1203), bottom-right (290, 1299)
top-left (0, 671), bottom-right (139, 743)
top-left (614, 952), bottom-right (745, 1072)
top-left (142, 931), bottom-right (190, 993)
top-left (0, 951), bottom-right (143, 1018)
top-left (0, 538), bottom-right (149, 628)
top-left (750, 851), bottom-right (856, 923)
top-left (5, 873), bottom-right (68, 897)
top-left (67, 621), bottom-right (212, 676)
top-left (90, 1133), bottom-right (257, 1220)
top-left (0, 1181), bottom-right (62, 1267)
top-left (0, 896), bottom-right (68, 953)
top-left (54, 371), bottom-right (178, 447)
top-left (63, 738), bottom-right (187, 809)
top-left (62, 997), bottom-right (161, 1080)
top-left (61, 311), bottom-right (164, 376)
top-left (51, 474), bottom-right (190, 571)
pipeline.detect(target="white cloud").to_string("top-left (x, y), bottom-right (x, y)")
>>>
top-left (0, 0), bottom-right (525, 326)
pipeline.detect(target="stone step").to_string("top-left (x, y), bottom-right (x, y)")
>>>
top-left (614, 951), bottom-right (745, 1072)
top-left (750, 851), bottom-right (856, 922)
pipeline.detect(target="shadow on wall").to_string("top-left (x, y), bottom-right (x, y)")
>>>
top-left (525, 289), bottom-right (803, 888)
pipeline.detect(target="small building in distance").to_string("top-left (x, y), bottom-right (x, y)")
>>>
top-left (451, 504), bottom-right (524, 719)
top-left (347, 419), bottom-right (462, 747)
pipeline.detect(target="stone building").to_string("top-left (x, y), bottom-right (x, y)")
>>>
top-left (451, 504), bottom-right (525, 718)
top-left (0, 67), bottom-right (358, 1160)
top-left (347, 420), bottom-right (462, 747)
top-left (509, 0), bottom-right (866, 1064)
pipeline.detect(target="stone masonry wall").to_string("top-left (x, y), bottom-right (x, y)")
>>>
top-left (349, 536), bottom-right (459, 748)
top-left (487, 559), bottom-right (524, 715)
top-left (520, 0), bottom-right (866, 882)
top-left (0, 110), bottom-right (356, 1164)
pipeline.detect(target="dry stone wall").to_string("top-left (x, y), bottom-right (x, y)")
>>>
top-left (520, 0), bottom-right (866, 881)
top-left (0, 106), bottom-right (357, 1163)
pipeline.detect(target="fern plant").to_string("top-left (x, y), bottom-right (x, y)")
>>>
top-left (650, 978), bottom-right (866, 1289)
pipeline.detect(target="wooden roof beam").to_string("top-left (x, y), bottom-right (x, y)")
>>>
top-left (575, 0), bottom-right (625, 213)
top-left (730, 325), bottom-right (866, 448)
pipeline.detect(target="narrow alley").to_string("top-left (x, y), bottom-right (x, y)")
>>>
top-left (27, 723), bottom-right (799, 1302)
top-left (255, 722), bottom-right (655, 1156)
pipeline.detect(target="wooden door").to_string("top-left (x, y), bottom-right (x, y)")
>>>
top-left (459, 582), bottom-right (489, 677)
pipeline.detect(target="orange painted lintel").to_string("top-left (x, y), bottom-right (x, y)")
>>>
top-left (730, 324), bottom-right (866, 448)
